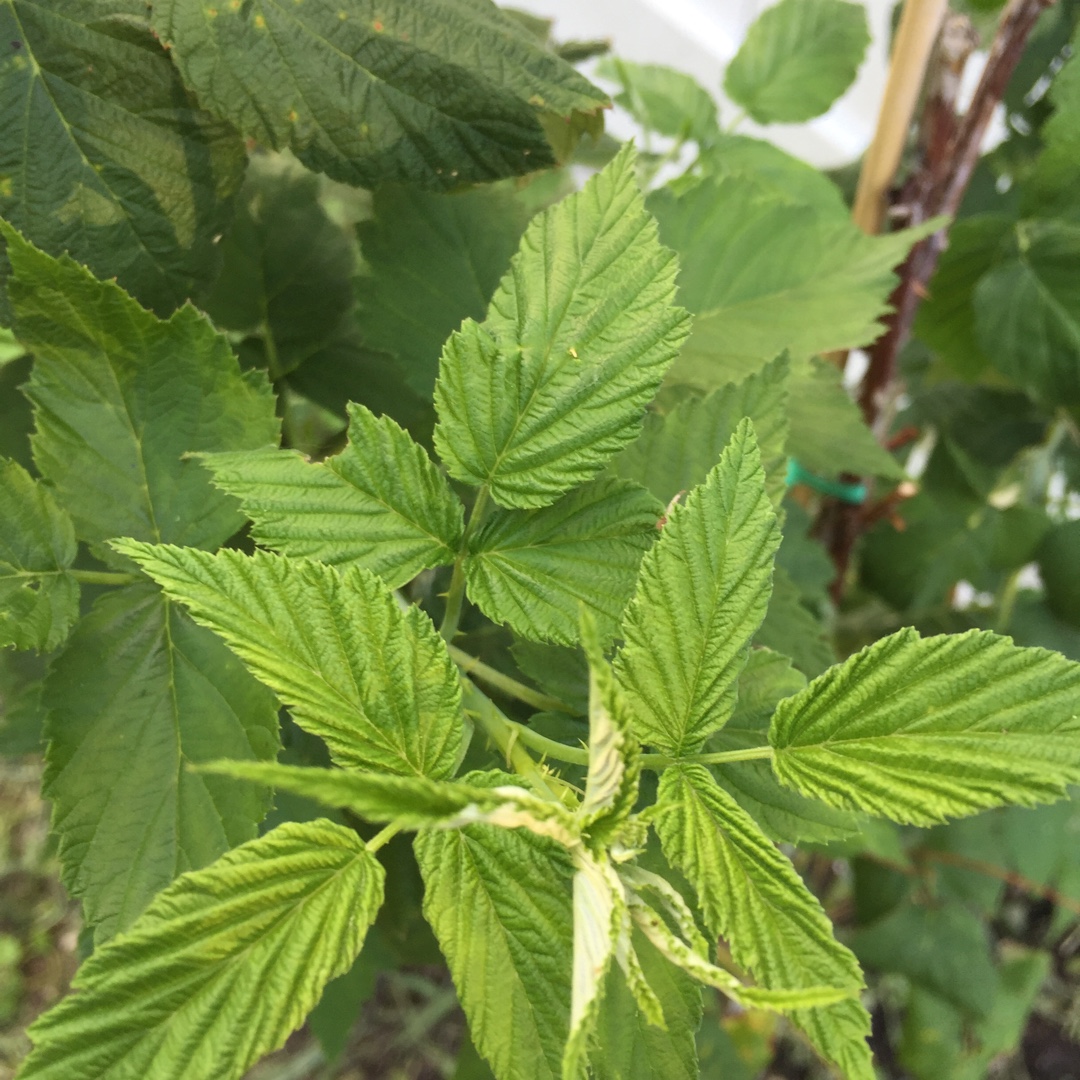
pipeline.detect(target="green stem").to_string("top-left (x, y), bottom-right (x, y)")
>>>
top-left (439, 486), bottom-right (490, 642)
top-left (69, 569), bottom-right (140, 586)
top-left (259, 319), bottom-right (283, 382)
top-left (366, 821), bottom-right (404, 853)
top-left (508, 720), bottom-right (590, 765)
top-left (447, 645), bottom-right (577, 715)
top-left (995, 567), bottom-right (1022, 634)
top-left (463, 681), bottom-right (564, 802)
top-left (505, 719), bottom-right (775, 771)
top-left (640, 745), bottom-right (775, 769)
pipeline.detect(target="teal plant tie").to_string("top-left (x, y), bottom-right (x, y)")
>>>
top-left (786, 458), bottom-right (867, 505)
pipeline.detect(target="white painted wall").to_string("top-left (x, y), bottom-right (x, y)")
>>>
top-left (513, 0), bottom-right (899, 167)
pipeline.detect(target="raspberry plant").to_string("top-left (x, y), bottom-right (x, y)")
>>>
top-left (2, 1), bottom-right (1080, 1078)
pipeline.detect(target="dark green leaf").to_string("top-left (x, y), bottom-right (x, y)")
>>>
top-left (0, 0), bottom-right (245, 316)
top-left (3, 226), bottom-right (280, 548)
top-left (43, 584), bottom-right (279, 940)
top-left (152, 0), bottom-right (607, 189)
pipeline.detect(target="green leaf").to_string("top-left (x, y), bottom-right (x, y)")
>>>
top-left (1038, 520), bottom-right (1080, 629)
top-left (787, 357), bottom-right (903, 481)
top-left (595, 58), bottom-right (720, 144)
top-left (723, 0), bottom-right (869, 124)
top-left (0, 1), bottom-right (245, 317)
top-left (17, 820), bottom-right (384, 1080)
top-left (708, 649), bottom-right (859, 844)
top-left (151, 0), bottom-right (606, 190)
top-left (415, 811), bottom-right (575, 1080)
top-left (655, 764), bottom-right (872, 1080)
top-left (612, 356), bottom-right (789, 506)
top-left (356, 183), bottom-right (528, 398)
top-left (579, 612), bottom-right (640, 845)
top-left (913, 215), bottom-right (1012, 380)
top-left (465, 479), bottom-right (661, 645)
top-left (2, 227), bottom-right (279, 548)
top-left (203, 157), bottom-right (356, 380)
top-left (43, 584), bottom-right (278, 941)
top-left (593, 929), bottom-right (702, 1080)
top-left (615, 420), bottom-right (781, 755)
top-left (199, 759), bottom-right (578, 844)
top-left (755, 567), bottom-right (835, 680)
top-left (1029, 21), bottom-right (1080, 218)
top-left (649, 175), bottom-right (936, 375)
top-left (974, 219), bottom-right (1080, 404)
top-left (852, 900), bottom-right (997, 1018)
top-left (434, 146), bottom-right (691, 509)
top-left (769, 626), bottom-right (1080, 825)
top-left (115, 545), bottom-right (463, 778)
top-left (0, 457), bottom-right (78, 652)
top-left (203, 403), bottom-right (464, 589)
top-left (697, 134), bottom-right (847, 216)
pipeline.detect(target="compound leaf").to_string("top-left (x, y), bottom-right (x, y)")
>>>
top-left (769, 627), bottom-right (1080, 825)
top-left (151, 0), bottom-right (606, 190)
top-left (0, 457), bottom-right (79, 652)
top-left (203, 403), bottom-right (464, 589)
top-left (434, 146), bottom-right (691, 508)
top-left (0, 0), bottom-right (245, 317)
top-left (17, 820), bottom-right (383, 1080)
top-left (615, 421), bottom-right (781, 755)
top-left (724, 0), bottom-right (869, 125)
top-left (43, 585), bottom-right (279, 941)
top-left (465, 478), bottom-right (661, 645)
top-left (3, 226), bottom-right (280, 548)
top-left (655, 764), bottom-right (872, 1080)
top-left (115, 545), bottom-right (463, 779)
top-left (415, 809), bottom-right (575, 1080)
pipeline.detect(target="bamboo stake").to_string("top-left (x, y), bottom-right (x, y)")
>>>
top-left (850, 0), bottom-right (949, 236)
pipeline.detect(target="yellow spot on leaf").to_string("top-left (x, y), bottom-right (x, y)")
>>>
top-left (254, 13), bottom-right (266, 28)
top-left (288, 108), bottom-right (299, 123)
top-left (337, 8), bottom-right (347, 17)
top-left (0, 177), bottom-right (12, 199)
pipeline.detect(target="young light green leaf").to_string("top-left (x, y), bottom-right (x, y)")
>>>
top-left (43, 585), bottom-right (279, 942)
top-left (434, 146), bottom-right (692, 509)
top-left (202, 158), bottom-right (356, 380)
top-left (593, 929), bottom-right (702, 1080)
top-left (17, 820), bottom-right (384, 1080)
top-left (465, 479), bottom-right (662, 645)
top-left (625, 888), bottom-right (852, 1013)
top-left (654, 764), bottom-right (872, 1079)
top-left (769, 627), bottom-right (1080, 826)
top-left (564, 852), bottom-right (627, 1080)
top-left (724, 0), bottom-right (870, 124)
top-left (578, 612), bottom-right (640, 846)
top-left (415, 807), bottom-right (575, 1080)
top-left (203, 403), bottom-right (464, 589)
top-left (612, 355), bottom-right (790, 507)
top-left (615, 420), bottom-right (781, 755)
top-left (200, 759), bottom-right (576, 841)
top-left (0, 458), bottom-right (79, 652)
top-left (0, 1), bottom-right (245, 318)
top-left (151, 0), bottom-right (606, 190)
top-left (595, 58), bottom-right (720, 145)
top-left (2, 227), bottom-right (280, 548)
top-left (649, 175), bottom-right (937, 376)
top-left (356, 183), bottom-right (528, 397)
top-left (114, 545), bottom-right (463, 779)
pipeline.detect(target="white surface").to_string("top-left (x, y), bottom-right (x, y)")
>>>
top-left (514, 0), bottom-right (898, 167)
